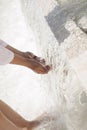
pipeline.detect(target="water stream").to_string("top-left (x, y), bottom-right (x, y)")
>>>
top-left (0, 0), bottom-right (87, 130)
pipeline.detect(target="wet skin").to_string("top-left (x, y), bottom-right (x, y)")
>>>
top-left (22, 52), bottom-right (51, 74)
top-left (6, 45), bottom-right (51, 74)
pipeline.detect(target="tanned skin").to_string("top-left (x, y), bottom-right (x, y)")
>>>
top-left (6, 45), bottom-right (51, 74)
top-left (0, 100), bottom-right (45, 130)
top-left (0, 44), bottom-right (51, 130)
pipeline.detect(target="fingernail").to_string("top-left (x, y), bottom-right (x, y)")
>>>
top-left (46, 65), bottom-right (51, 70)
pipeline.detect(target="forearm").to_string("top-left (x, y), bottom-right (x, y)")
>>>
top-left (6, 45), bottom-right (24, 56)
top-left (0, 39), bottom-right (24, 56)
top-left (0, 39), bottom-right (50, 74)
top-left (0, 111), bottom-right (21, 130)
top-left (0, 100), bottom-right (28, 128)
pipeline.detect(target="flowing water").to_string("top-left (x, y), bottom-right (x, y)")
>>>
top-left (0, 0), bottom-right (87, 130)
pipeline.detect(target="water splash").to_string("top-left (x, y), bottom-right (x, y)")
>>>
top-left (21, 0), bottom-right (87, 130)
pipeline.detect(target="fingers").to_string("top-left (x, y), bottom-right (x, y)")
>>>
top-left (45, 65), bottom-right (51, 71)
top-left (25, 53), bottom-right (51, 74)
top-left (35, 64), bottom-right (51, 74)
top-left (25, 52), bottom-right (46, 65)
top-left (24, 52), bottom-right (34, 59)
top-left (30, 60), bottom-right (51, 74)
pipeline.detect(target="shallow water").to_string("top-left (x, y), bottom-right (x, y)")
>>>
top-left (0, 0), bottom-right (87, 130)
